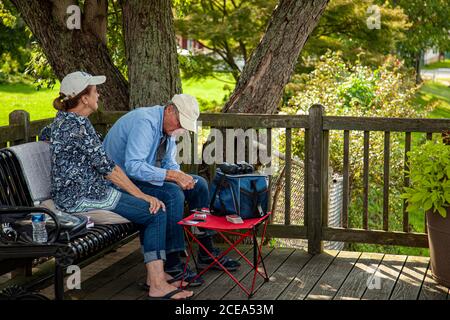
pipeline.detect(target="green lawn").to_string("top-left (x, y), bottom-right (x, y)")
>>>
top-left (183, 73), bottom-right (235, 111)
top-left (0, 82), bottom-right (59, 126)
top-left (415, 81), bottom-right (450, 118)
top-left (0, 74), bottom-right (235, 126)
top-left (422, 59), bottom-right (450, 70)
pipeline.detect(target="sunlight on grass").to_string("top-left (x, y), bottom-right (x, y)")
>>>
top-left (422, 59), bottom-right (450, 70)
top-left (415, 81), bottom-right (450, 119)
top-left (0, 82), bottom-right (59, 126)
top-left (182, 74), bottom-right (235, 111)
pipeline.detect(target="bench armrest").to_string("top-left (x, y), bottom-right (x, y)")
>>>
top-left (0, 206), bottom-right (62, 244)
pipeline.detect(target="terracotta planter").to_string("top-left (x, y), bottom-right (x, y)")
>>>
top-left (426, 207), bottom-right (450, 288)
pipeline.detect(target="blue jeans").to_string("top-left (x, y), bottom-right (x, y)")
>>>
top-left (111, 192), bottom-right (166, 264)
top-left (132, 174), bottom-right (212, 255)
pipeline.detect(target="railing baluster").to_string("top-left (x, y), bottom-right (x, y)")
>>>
top-left (322, 130), bottom-right (330, 227)
top-left (307, 105), bottom-right (324, 254)
top-left (342, 130), bottom-right (350, 228)
top-left (403, 132), bottom-right (411, 232)
top-left (363, 131), bottom-right (370, 230)
top-left (424, 133), bottom-right (432, 233)
top-left (285, 127), bottom-right (292, 225)
top-left (383, 131), bottom-right (390, 231)
top-left (303, 129), bottom-right (309, 227)
top-left (267, 128), bottom-right (273, 223)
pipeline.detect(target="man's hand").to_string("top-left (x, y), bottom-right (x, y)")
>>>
top-left (166, 170), bottom-right (195, 190)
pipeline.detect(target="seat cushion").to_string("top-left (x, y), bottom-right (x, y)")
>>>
top-left (8, 141), bottom-right (52, 202)
top-left (40, 199), bottom-right (131, 225)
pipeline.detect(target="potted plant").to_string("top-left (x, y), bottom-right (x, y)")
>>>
top-left (402, 138), bottom-right (450, 288)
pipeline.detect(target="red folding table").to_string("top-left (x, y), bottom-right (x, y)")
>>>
top-left (178, 212), bottom-right (272, 298)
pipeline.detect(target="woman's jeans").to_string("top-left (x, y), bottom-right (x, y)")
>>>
top-left (111, 192), bottom-right (166, 264)
top-left (132, 174), bottom-right (212, 256)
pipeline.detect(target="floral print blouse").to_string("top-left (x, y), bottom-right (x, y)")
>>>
top-left (40, 111), bottom-right (121, 213)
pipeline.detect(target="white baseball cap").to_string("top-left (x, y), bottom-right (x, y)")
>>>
top-left (171, 94), bottom-right (200, 133)
top-left (60, 71), bottom-right (106, 99)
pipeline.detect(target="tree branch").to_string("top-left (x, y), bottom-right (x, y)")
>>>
top-left (83, 0), bottom-right (108, 45)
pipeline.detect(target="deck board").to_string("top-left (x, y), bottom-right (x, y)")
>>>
top-left (278, 250), bottom-right (339, 300)
top-left (361, 254), bottom-right (407, 300)
top-left (306, 250), bottom-right (361, 300)
top-left (419, 265), bottom-right (449, 300)
top-left (387, 255), bottom-right (429, 300)
top-left (39, 247), bottom-right (450, 300)
top-left (334, 252), bottom-right (385, 300)
top-left (221, 248), bottom-right (294, 300)
top-left (253, 249), bottom-right (312, 300)
top-left (193, 247), bottom-right (273, 300)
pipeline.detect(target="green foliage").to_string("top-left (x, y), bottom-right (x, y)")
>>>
top-left (392, 0), bottom-right (450, 66)
top-left (107, 0), bottom-right (127, 79)
top-left (300, 0), bottom-right (410, 68)
top-left (283, 51), bottom-right (432, 235)
top-left (401, 140), bottom-right (450, 218)
top-left (24, 42), bottom-right (56, 89)
top-left (0, 0), bottom-right (32, 79)
top-left (175, 0), bottom-right (276, 81)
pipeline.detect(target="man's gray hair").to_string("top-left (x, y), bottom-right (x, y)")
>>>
top-left (165, 101), bottom-right (180, 118)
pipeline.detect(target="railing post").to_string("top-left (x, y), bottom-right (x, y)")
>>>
top-left (307, 105), bottom-right (324, 254)
top-left (9, 110), bottom-right (30, 146)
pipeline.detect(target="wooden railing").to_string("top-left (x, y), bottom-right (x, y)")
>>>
top-left (1, 106), bottom-right (450, 254)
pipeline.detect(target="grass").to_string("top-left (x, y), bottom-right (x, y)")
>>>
top-left (415, 81), bottom-right (450, 118)
top-left (0, 74), bottom-right (235, 126)
top-left (0, 81), bottom-right (59, 126)
top-left (422, 59), bottom-right (450, 70)
top-left (183, 73), bottom-right (235, 111)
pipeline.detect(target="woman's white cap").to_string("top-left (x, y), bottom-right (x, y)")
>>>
top-left (60, 71), bottom-right (106, 99)
top-left (171, 94), bottom-right (200, 133)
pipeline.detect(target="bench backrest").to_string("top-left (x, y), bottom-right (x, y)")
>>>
top-left (8, 142), bottom-right (51, 204)
top-left (0, 148), bottom-right (34, 207)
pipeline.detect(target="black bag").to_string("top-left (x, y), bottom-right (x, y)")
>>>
top-left (0, 208), bottom-right (88, 245)
top-left (209, 163), bottom-right (269, 219)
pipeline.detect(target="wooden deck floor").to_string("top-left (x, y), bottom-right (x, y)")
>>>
top-left (40, 239), bottom-right (449, 300)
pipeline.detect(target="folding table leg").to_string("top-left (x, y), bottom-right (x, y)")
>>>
top-left (253, 227), bottom-right (269, 281)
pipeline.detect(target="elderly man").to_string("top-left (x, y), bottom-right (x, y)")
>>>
top-left (103, 94), bottom-right (240, 285)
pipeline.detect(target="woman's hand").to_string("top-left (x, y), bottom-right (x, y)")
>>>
top-left (106, 166), bottom-right (166, 214)
top-left (139, 194), bottom-right (166, 214)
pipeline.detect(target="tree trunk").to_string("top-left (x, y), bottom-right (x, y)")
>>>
top-left (223, 0), bottom-right (329, 114)
top-left (415, 51), bottom-right (423, 84)
top-left (10, 0), bottom-right (129, 111)
top-left (122, 0), bottom-right (181, 108)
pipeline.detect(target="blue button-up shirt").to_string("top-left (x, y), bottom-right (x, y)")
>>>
top-left (103, 106), bottom-right (180, 186)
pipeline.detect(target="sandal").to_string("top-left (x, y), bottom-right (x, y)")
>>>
top-left (146, 288), bottom-right (193, 300)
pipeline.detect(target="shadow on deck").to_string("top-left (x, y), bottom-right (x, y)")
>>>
top-left (37, 238), bottom-right (449, 300)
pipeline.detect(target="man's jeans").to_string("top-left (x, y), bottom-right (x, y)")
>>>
top-left (111, 192), bottom-right (166, 264)
top-left (132, 174), bottom-right (213, 255)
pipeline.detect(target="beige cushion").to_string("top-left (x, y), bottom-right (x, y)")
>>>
top-left (40, 199), bottom-right (131, 225)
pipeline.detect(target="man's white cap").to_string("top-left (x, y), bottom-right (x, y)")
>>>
top-left (60, 71), bottom-right (106, 99)
top-left (171, 94), bottom-right (200, 133)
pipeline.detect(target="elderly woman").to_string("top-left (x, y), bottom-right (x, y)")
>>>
top-left (43, 71), bottom-right (192, 300)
